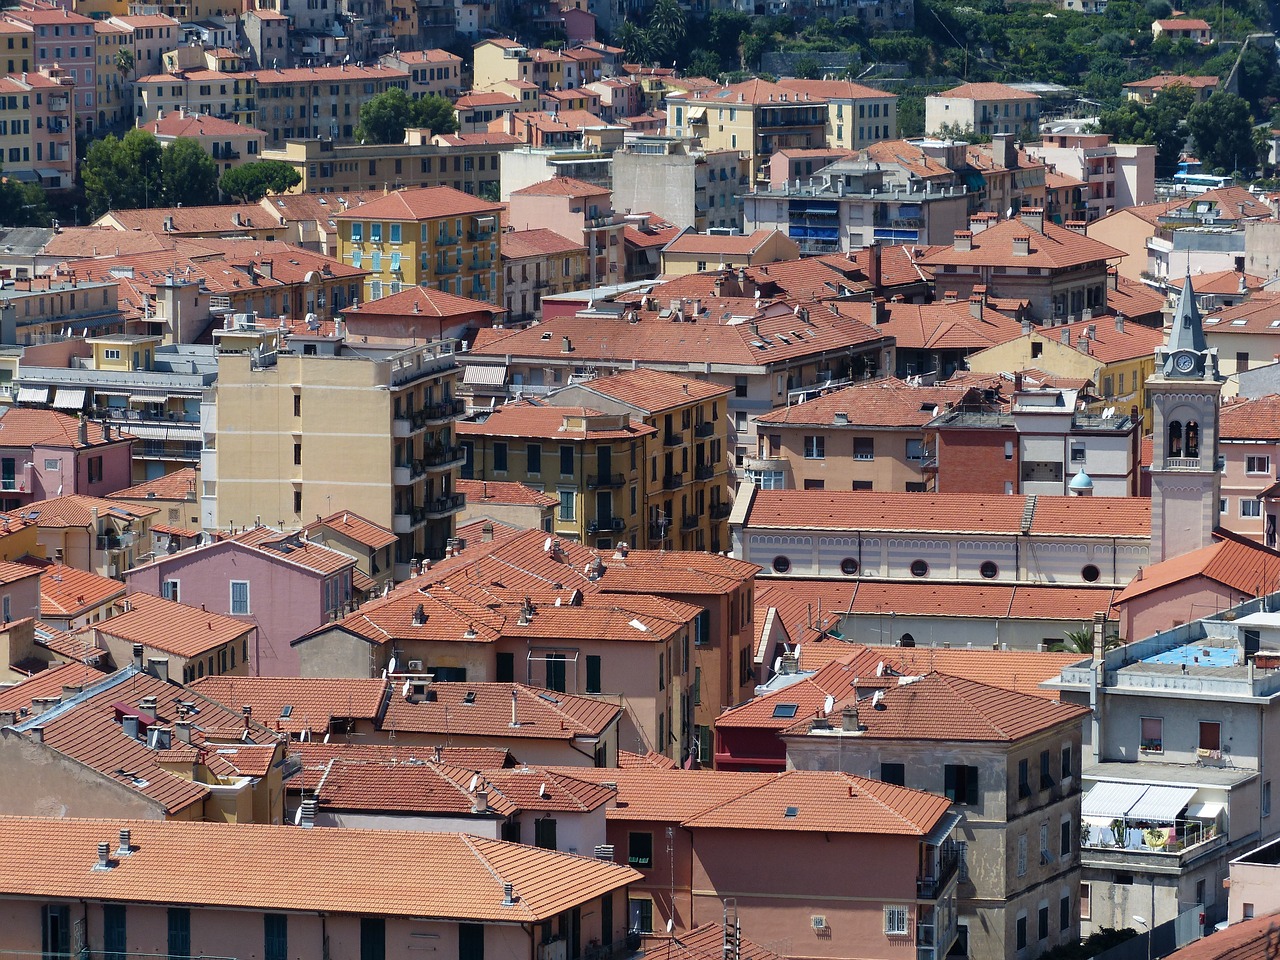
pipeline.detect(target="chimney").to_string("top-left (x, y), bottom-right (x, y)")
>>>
top-left (300, 797), bottom-right (317, 828)
top-left (482, 522), bottom-right (494, 542)
top-left (561, 336), bottom-right (573, 353)
top-left (779, 652), bottom-right (798, 675)
top-left (147, 657), bottom-right (170, 683)
top-left (510, 687), bottom-right (520, 727)
top-left (94, 841), bottom-right (113, 870)
top-left (132, 643), bottom-right (144, 670)
top-left (1061, 327), bottom-right (1071, 345)
top-left (1064, 220), bottom-right (1086, 235)
top-left (969, 294), bottom-right (984, 321)
top-left (115, 829), bottom-right (133, 857)
top-left (1076, 335), bottom-right (1090, 355)
top-left (122, 715), bottom-right (140, 740)
top-left (175, 720), bottom-right (193, 744)
top-left (1012, 235), bottom-right (1031, 257)
top-left (810, 712), bottom-right (831, 731)
top-left (78, 416), bottom-right (88, 445)
top-left (1017, 208), bottom-right (1045, 234)
top-left (241, 705), bottom-right (252, 728)
top-left (472, 788), bottom-right (489, 814)
top-left (139, 696), bottom-right (158, 714)
top-left (1091, 610), bottom-right (1107, 665)
top-left (872, 298), bottom-right (888, 325)
top-left (865, 241), bottom-right (882, 289)
top-left (840, 703), bottom-right (860, 732)
top-left (0, 710), bottom-right (15, 728)
top-left (1014, 372), bottom-right (1024, 392)
top-left (30, 726), bottom-right (44, 743)
top-left (992, 132), bottom-right (1015, 169)
top-left (61, 685), bottom-right (83, 700)
top-left (1114, 313), bottom-right (1125, 333)
top-left (502, 883), bottom-right (516, 906)
top-left (833, 412), bottom-right (849, 426)
top-left (1021, 317), bottom-right (1032, 336)
top-left (31, 697), bottom-right (60, 716)
top-left (952, 230), bottom-right (972, 253)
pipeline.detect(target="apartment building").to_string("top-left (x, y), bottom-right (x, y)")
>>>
top-left (507, 177), bottom-right (626, 287)
top-left (336, 185), bottom-right (503, 305)
top-left (473, 38), bottom-right (568, 92)
top-left (380, 48), bottom-right (463, 99)
top-left (776, 77), bottom-right (898, 151)
top-left (925, 83), bottom-right (1041, 139)
top-left (1122, 74), bottom-right (1218, 104)
top-left (612, 138), bottom-right (749, 233)
top-left (659, 229), bottom-right (799, 277)
top-left (93, 20), bottom-right (129, 131)
top-left (134, 68), bottom-right (257, 127)
top-left (501, 228), bottom-right (588, 325)
top-left (5, 5), bottom-right (96, 134)
top-left (106, 13), bottom-right (179, 78)
top-left (1210, 396), bottom-right (1280, 544)
top-left (0, 69), bottom-right (75, 190)
top-left (206, 332), bottom-right (464, 576)
top-left (457, 402), bottom-right (652, 548)
top-left (0, 406), bottom-right (133, 510)
top-left (667, 78), bottom-right (829, 182)
top-left (107, 469), bottom-right (199, 531)
top-left (1026, 133), bottom-right (1156, 222)
top-left (0, 20), bottom-right (32, 75)
top-left (142, 108), bottom-right (265, 174)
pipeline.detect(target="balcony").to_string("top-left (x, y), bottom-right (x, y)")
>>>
top-left (97, 531), bottom-right (138, 552)
top-left (663, 472), bottom-right (684, 490)
top-left (421, 492), bottom-right (465, 518)
top-left (587, 472), bottom-right (624, 489)
top-left (694, 421), bottom-right (715, 438)
top-left (694, 463), bottom-right (718, 481)
top-left (710, 501), bottom-right (732, 520)
top-left (1166, 457), bottom-right (1201, 470)
top-left (436, 232), bottom-right (460, 246)
top-left (421, 444), bottom-right (466, 471)
top-left (588, 516), bottom-right (626, 534)
top-left (916, 842), bottom-right (960, 899)
top-left (436, 262), bottom-right (460, 275)
top-left (395, 399), bottom-right (465, 435)
top-left (681, 513), bottom-right (700, 531)
top-left (663, 432), bottom-right (682, 446)
top-left (49, 96), bottom-right (70, 111)
top-left (468, 227), bottom-right (496, 241)
top-left (1081, 817), bottom-right (1226, 864)
top-left (648, 521), bottom-right (670, 541)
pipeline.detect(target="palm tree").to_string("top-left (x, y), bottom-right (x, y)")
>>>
top-left (1051, 625), bottom-right (1122, 654)
top-left (646, 0), bottom-right (685, 63)
top-left (1252, 124), bottom-right (1273, 178)
top-left (115, 48), bottom-right (134, 82)
top-left (614, 20), bottom-right (651, 63)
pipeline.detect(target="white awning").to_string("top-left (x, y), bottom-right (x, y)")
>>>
top-left (923, 808), bottom-right (964, 847)
top-left (463, 364), bottom-right (508, 386)
top-left (1082, 782), bottom-right (1147, 820)
top-left (1185, 800), bottom-right (1225, 820)
top-left (51, 388), bottom-right (86, 410)
top-left (122, 424), bottom-right (168, 440)
top-left (686, 105), bottom-right (706, 121)
top-left (15, 386), bottom-right (48, 404)
top-left (1127, 785), bottom-right (1195, 822)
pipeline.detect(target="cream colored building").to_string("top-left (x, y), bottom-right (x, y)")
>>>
top-left (659, 228), bottom-right (799, 277)
top-left (925, 82), bottom-right (1042, 138)
top-left (205, 329), bottom-right (464, 576)
top-left (776, 78), bottom-right (898, 151)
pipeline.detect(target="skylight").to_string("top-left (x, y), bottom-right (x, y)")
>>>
top-left (784, 806), bottom-right (799, 818)
top-left (772, 703), bottom-right (799, 718)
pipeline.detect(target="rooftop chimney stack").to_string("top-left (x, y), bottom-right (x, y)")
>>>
top-left (841, 703), bottom-right (860, 732)
top-left (116, 829), bottom-right (132, 857)
top-left (132, 643), bottom-right (144, 670)
top-left (94, 841), bottom-right (112, 871)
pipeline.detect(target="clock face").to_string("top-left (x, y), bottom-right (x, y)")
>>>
top-left (1174, 352), bottom-right (1196, 373)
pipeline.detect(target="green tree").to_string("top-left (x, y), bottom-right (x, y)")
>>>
top-left (614, 19), bottom-right (653, 63)
top-left (218, 160), bottom-right (301, 202)
top-left (686, 48), bottom-right (724, 78)
top-left (1051, 626), bottom-right (1122, 654)
top-left (1099, 84), bottom-right (1195, 177)
top-left (0, 174), bottom-right (51, 226)
top-left (792, 54), bottom-right (823, 79)
top-left (161, 137), bottom-right (220, 207)
top-left (409, 93), bottom-right (459, 135)
top-left (115, 47), bottom-right (134, 81)
top-left (646, 0), bottom-right (686, 63)
top-left (81, 128), bottom-right (163, 217)
top-left (355, 87), bottom-right (415, 144)
top-left (1188, 92), bottom-right (1256, 173)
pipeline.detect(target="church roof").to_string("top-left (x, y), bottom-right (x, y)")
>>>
top-left (1167, 274), bottom-right (1207, 354)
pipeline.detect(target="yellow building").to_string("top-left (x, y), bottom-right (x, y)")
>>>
top-left (776, 78), bottom-right (898, 151)
top-left (456, 401), bottom-right (654, 549)
top-left (0, 22), bottom-right (31, 76)
top-left (547, 369), bottom-right (735, 553)
top-left (94, 20), bottom-right (131, 131)
top-left (258, 131), bottom-right (514, 196)
top-left (336, 185), bottom-right (503, 305)
top-left (659, 228), bottom-right (800, 277)
top-left (666, 77), bottom-right (828, 181)
top-left (252, 64), bottom-right (408, 146)
top-left (142, 109), bottom-right (266, 175)
top-left (134, 69), bottom-right (257, 128)
top-left (472, 38), bottom-right (566, 92)
top-left (207, 332), bottom-right (464, 576)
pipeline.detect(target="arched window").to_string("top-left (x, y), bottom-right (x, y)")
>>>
top-left (1168, 420), bottom-right (1183, 458)
top-left (1186, 421), bottom-right (1200, 458)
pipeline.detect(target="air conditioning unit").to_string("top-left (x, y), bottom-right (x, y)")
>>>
top-left (811, 916), bottom-right (827, 930)
top-left (407, 659), bottom-right (424, 671)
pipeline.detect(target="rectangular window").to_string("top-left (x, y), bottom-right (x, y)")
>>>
top-left (560, 444), bottom-right (574, 475)
top-left (294, 394), bottom-right (301, 417)
top-left (628, 832), bottom-right (653, 868)
top-left (496, 652), bottom-right (515, 683)
top-left (527, 443), bottom-right (541, 474)
top-left (493, 441), bottom-right (508, 472)
top-left (906, 438), bottom-right (925, 461)
top-left (558, 490), bottom-right (575, 521)
top-left (1080, 883), bottom-right (1091, 920)
top-left (1061, 819), bottom-right (1071, 858)
top-left (389, 223), bottom-right (401, 244)
top-left (293, 442), bottom-right (302, 466)
top-left (103, 905), bottom-right (126, 960)
top-left (166, 909), bottom-right (191, 960)
top-left (1265, 780), bottom-right (1272, 818)
top-left (546, 653), bottom-right (566, 693)
top-left (1247, 455), bottom-right (1271, 475)
top-left (1061, 744), bottom-right (1072, 780)
top-left (264, 911), bottom-right (288, 960)
top-left (1016, 916), bottom-right (1027, 950)
top-left (1141, 716), bottom-right (1163, 752)
top-left (42, 904), bottom-right (70, 960)
top-left (534, 817), bottom-right (557, 849)
top-left (1018, 758), bottom-right (1031, 797)
top-left (880, 762), bottom-right (905, 786)
top-left (370, 222), bottom-right (382, 243)
top-left (1017, 835), bottom-right (1027, 877)
top-left (1038, 906), bottom-right (1049, 941)
top-left (1199, 720), bottom-right (1222, 752)
top-left (884, 907), bottom-right (909, 936)
top-left (1060, 895), bottom-right (1071, 932)
top-left (629, 899), bottom-right (654, 934)
top-left (350, 222), bottom-right (362, 242)
top-left (459, 923), bottom-right (484, 960)
top-left (230, 580), bottom-right (250, 615)
top-left (944, 764), bottom-right (979, 805)
top-left (88, 456), bottom-right (103, 484)
top-left (160, 580), bottom-right (180, 603)
top-left (803, 435), bottom-right (824, 459)
top-left (1242, 499), bottom-right (1262, 518)
top-left (1040, 749), bottom-right (1054, 789)
top-left (586, 654), bottom-right (602, 694)
top-left (853, 437), bottom-right (874, 460)
top-left (1040, 822), bottom-right (1050, 862)
top-left (361, 918), bottom-right (385, 960)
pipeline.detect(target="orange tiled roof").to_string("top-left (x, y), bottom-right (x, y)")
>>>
top-left (28, 495), bottom-right (158, 529)
top-left (145, 112), bottom-right (266, 139)
top-left (0, 661), bottom-right (106, 712)
top-left (1202, 294), bottom-right (1280, 333)
top-left (648, 924), bottom-right (785, 960)
top-left (1154, 17), bottom-right (1211, 29)
top-left (1123, 73), bottom-right (1218, 90)
top-left (935, 82), bottom-right (1040, 101)
top-left (1115, 533), bottom-right (1280, 605)
top-left (456, 401), bottom-right (656, 441)
top-left (34, 620), bottom-right (107, 665)
top-left (108, 468), bottom-right (198, 503)
top-left (618, 749), bottom-right (678, 769)
top-left (511, 176), bottom-right (611, 199)
top-left (36, 563), bottom-right (125, 618)
top-left (664, 229), bottom-right (786, 257)
top-left (921, 219), bottom-right (1125, 271)
top-left (305, 511), bottom-right (397, 550)
top-left (226, 525), bottom-right (356, 576)
top-left (0, 407), bottom-right (125, 450)
top-left (103, 203), bottom-right (270, 235)
top-left (755, 377), bottom-right (973, 427)
top-left (457, 479), bottom-right (559, 508)
top-left (380, 682), bottom-right (621, 741)
top-left (501, 228), bottom-right (585, 259)
top-left (573, 368), bottom-right (732, 412)
top-left (1168, 185), bottom-right (1271, 222)
top-left (1184, 268), bottom-right (1265, 296)
top-left (667, 77), bottom-right (827, 107)
top-left (596, 550), bottom-right (759, 596)
top-left (1031, 313), bottom-right (1165, 363)
top-left (346, 283), bottom-right (505, 318)
top-left (95, 593), bottom-right (251, 659)
top-left (0, 815), bottom-right (639, 921)
top-left (189, 675), bottom-right (388, 734)
top-left (338, 186), bottom-right (502, 222)
top-left (1222, 396), bottom-right (1280, 440)
top-left (292, 741), bottom-right (514, 781)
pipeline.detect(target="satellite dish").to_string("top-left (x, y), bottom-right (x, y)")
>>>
top-left (387, 656), bottom-right (398, 675)
top-left (469, 773), bottom-right (479, 791)
top-left (293, 804), bottom-right (303, 825)
top-left (876, 662), bottom-right (885, 677)
top-left (823, 694), bottom-right (835, 715)
top-left (401, 679), bottom-right (412, 699)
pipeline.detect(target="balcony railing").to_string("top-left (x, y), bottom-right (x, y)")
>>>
top-left (1166, 457), bottom-right (1201, 469)
top-left (587, 472), bottom-right (624, 489)
top-left (663, 472), bottom-right (684, 490)
top-left (587, 516), bottom-right (626, 534)
top-left (421, 492), bottom-right (466, 517)
top-left (694, 463), bottom-right (717, 481)
top-left (681, 513), bottom-right (700, 531)
top-left (1081, 817), bottom-right (1222, 856)
top-left (648, 522), bottom-right (670, 541)
top-left (663, 432), bottom-right (682, 446)
top-left (420, 444), bottom-right (466, 469)
top-left (694, 421), bottom-right (715, 438)
top-left (710, 502), bottom-right (732, 520)
top-left (916, 842), bottom-right (960, 899)
top-left (97, 531), bottom-right (138, 552)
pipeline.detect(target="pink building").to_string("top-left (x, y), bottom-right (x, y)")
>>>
top-left (1219, 395), bottom-right (1280, 545)
top-left (15, 69), bottom-right (76, 189)
top-left (0, 408), bottom-right (133, 509)
top-left (4, 4), bottom-right (95, 134)
top-left (124, 523), bottom-right (356, 677)
top-left (508, 176), bottom-right (625, 285)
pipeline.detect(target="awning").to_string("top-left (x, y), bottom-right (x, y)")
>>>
top-left (52, 388), bottom-right (86, 410)
top-left (1082, 782), bottom-right (1147, 820)
top-left (15, 386), bottom-right (48, 404)
top-left (122, 424), bottom-right (168, 440)
top-left (1185, 800), bottom-right (1225, 820)
top-left (686, 105), bottom-right (706, 121)
top-left (923, 809), bottom-right (964, 847)
top-left (463, 364), bottom-right (508, 386)
top-left (94, 390), bottom-right (132, 398)
top-left (1127, 785), bottom-right (1195, 822)
top-left (36, 168), bottom-right (61, 180)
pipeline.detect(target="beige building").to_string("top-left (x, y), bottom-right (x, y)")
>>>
top-left (380, 49), bottom-right (464, 99)
top-left (660, 228), bottom-right (799, 277)
top-left (500, 228), bottom-right (588, 325)
top-left (925, 82), bottom-right (1042, 138)
top-left (1086, 202), bottom-right (1180, 281)
top-left (142, 108), bottom-right (266, 175)
top-left (473, 38), bottom-right (568, 92)
top-left (205, 330), bottom-right (464, 576)
top-left (456, 478), bottom-right (556, 532)
top-left (776, 77), bottom-right (898, 151)
top-left (611, 138), bottom-right (749, 233)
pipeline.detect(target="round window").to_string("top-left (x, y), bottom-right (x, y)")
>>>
top-left (910, 559), bottom-right (929, 578)
top-left (840, 557), bottom-right (859, 576)
top-left (1081, 564), bottom-right (1101, 583)
top-left (980, 560), bottom-right (999, 580)
top-left (773, 556), bottom-right (791, 574)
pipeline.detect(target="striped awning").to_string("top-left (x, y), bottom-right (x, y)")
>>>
top-left (463, 364), bottom-right (508, 386)
top-left (52, 388), bottom-right (86, 410)
top-left (1082, 782), bottom-right (1146, 820)
top-left (1127, 786), bottom-right (1196, 822)
top-left (16, 386), bottom-right (48, 404)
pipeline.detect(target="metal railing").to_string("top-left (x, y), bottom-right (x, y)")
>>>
top-left (710, 502), bottom-right (732, 520)
top-left (694, 463), bottom-right (717, 481)
top-left (916, 842), bottom-right (960, 898)
top-left (587, 472), bottom-right (624, 489)
top-left (663, 472), bottom-right (684, 490)
top-left (694, 421), bottom-right (715, 438)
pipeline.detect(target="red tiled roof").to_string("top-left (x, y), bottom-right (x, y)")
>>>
top-left (108, 468), bottom-right (198, 503)
top-left (1115, 533), bottom-right (1280, 605)
top-left (649, 925), bottom-right (784, 960)
top-left (667, 77), bottom-right (828, 106)
top-left (456, 401), bottom-right (656, 441)
top-left (1025, 313), bottom-right (1166, 363)
top-left (189, 675), bottom-right (388, 734)
top-left (618, 749), bottom-right (678, 769)
top-left (775, 78), bottom-right (893, 101)
top-left (744, 489), bottom-right (1031, 534)
top-left (755, 378), bottom-right (973, 427)
top-left (0, 661), bottom-right (106, 712)
top-left (1164, 915), bottom-right (1280, 960)
top-left (501, 228), bottom-right (585, 259)
top-left (380, 682), bottom-right (621, 740)
top-left (346, 284), bottom-right (505, 318)
top-left (34, 620), bottom-right (107, 664)
top-left (145, 112), bottom-right (266, 139)
top-left (36, 564), bottom-right (125, 618)
top-left (1027, 495), bottom-right (1150, 537)
top-left (0, 407), bottom-right (125, 450)
top-left (573, 368), bottom-right (731, 412)
top-left (228, 525), bottom-right (356, 576)
top-left (338, 186), bottom-right (502, 222)
top-left (1154, 18), bottom-right (1211, 29)
top-left (456, 479), bottom-right (559, 508)
top-left (29, 495), bottom-right (158, 529)
top-left (292, 741), bottom-right (514, 779)
top-left (1221, 396), bottom-right (1280, 440)
top-left (921, 219), bottom-right (1126, 271)
top-left (596, 550), bottom-right (759, 596)
top-left (1123, 73), bottom-right (1218, 90)
top-left (305, 511), bottom-right (397, 550)
top-left (510, 177), bottom-right (609, 200)
top-left (1170, 186), bottom-right (1271, 222)
top-left (95, 593), bottom-right (251, 659)
top-left (664, 229), bottom-right (788, 257)
top-left (934, 82), bottom-right (1040, 101)
top-left (1185, 268), bottom-right (1265, 295)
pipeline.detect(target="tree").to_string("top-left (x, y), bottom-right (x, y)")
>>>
top-left (614, 19), bottom-right (652, 63)
top-left (161, 137), bottom-right (220, 207)
top-left (647, 0), bottom-right (686, 63)
top-left (219, 160), bottom-right (301, 202)
top-left (686, 48), bottom-right (724, 79)
top-left (0, 174), bottom-right (51, 226)
top-left (410, 93), bottom-right (458, 135)
top-left (81, 128), bottom-right (164, 218)
top-left (1099, 84), bottom-right (1195, 177)
top-left (792, 54), bottom-right (823, 79)
top-left (1051, 625), bottom-right (1122, 654)
top-left (115, 47), bottom-right (134, 80)
top-left (355, 87), bottom-right (415, 144)
top-left (1188, 91), bottom-right (1256, 174)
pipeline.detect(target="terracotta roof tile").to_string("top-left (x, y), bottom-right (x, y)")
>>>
top-left (304, 511), bottom-right (398, 550)
top-left (648, 924), bottom-right (785, 960)
top-left (1115, 533), bottom-right (1280, 605)
top-left (1203, 294), bottom-right (1280, 333)
top-left (28, 495), bottom-right (158, 529)
top-left (34, 620), bottom-right (107, 664)
top-left (1168, 186), bottom-right (1271, 222)
top-left (380, 682), bottom-right (621, 740)
top-left (775, 78), bottom-right (893, 101)
top-left (103, 203), bottom-right (272, 235)
top-left (667, 77), bottom-right (828, 107)
top-left (0, 815), bottom-right (639, 921)
top-left (755, 377), bottom-right (972, 427)
top-left (228, 525), bottom-right (357, 576)
top-left (0, 661), bottom-right (106, 712)
top-left (554, 767), bottom-right (778, 821)
top-left (618, 749), bottom-right (677, 769)
top-left (189, 675), bottom-right (388, 734)
top-left (510, 177), bottom-right (609, 199)
top-left (339, 186), bottom-right (502, 222)
top-left (36, 564), bottom-right (126, 618)
top-left (456, 402), bottom-right (657, 441)
top-left (1162, 914), bottom-right (1280, 960)
top-left (96, 593), bottom-right (251, 659)
top-left (457, 479), bottom-right (559, 508)
top-left (572, 368), bottom-right (731, 412)
top-left (664, 229), bottom-right (787, 257)
top-left (921, 218), bottom-right (1125, 271)
top-left (144, 113), bottom-right (266, 139)
top-left (501, 228), bottom-right (585, 259)
top-left (293, 741), bottom-right (514, 778)
top-left (0, 407), bottom-right (125, 450)
top-left (934, 82), bottom-right (1040, 100)
top-left (108, 468), bottom-right (198, 503)
top-left (1123, 74), bottom-right (1218, 90)
top-left (1154, 17), bottom-right (1211, 28)
top-left (1222, 396), bottom-right (1280, 440)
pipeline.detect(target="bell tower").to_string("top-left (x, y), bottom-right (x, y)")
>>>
top-left (1147, 276), bottom-right (1222, 563)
